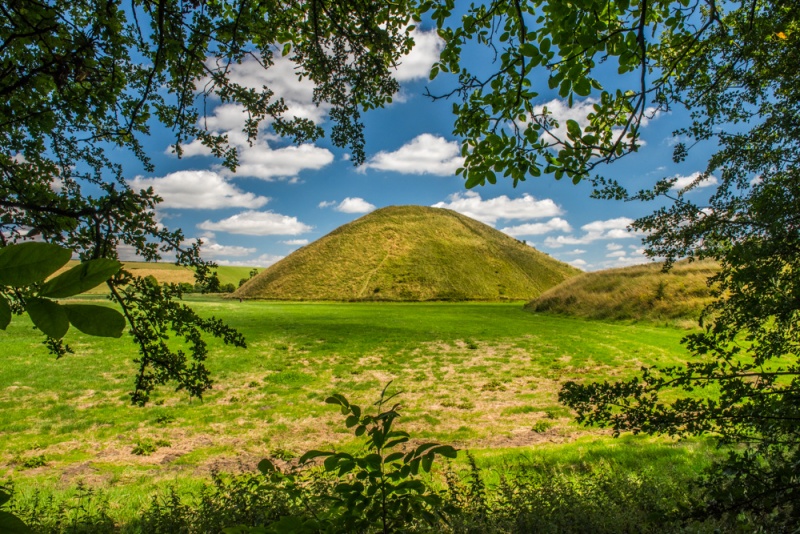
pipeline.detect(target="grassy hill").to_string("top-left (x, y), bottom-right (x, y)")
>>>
top-left (525, 259), bottom-right (719, 324)
top-left (56, 261), bottom-right (258, 294)
top-left (236, 205), bottom-right (581, 301)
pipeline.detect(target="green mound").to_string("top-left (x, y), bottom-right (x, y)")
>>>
top-left (526, 259), bottom-right (719, 324)
top-left (236, 205), bottom-right (580, 301)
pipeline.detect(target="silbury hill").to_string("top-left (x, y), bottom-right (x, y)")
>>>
top-left (235, 205), bottom-right (580, 301)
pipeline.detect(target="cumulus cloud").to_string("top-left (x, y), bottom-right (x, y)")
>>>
top-left (319, 198), bottom-right (376, 213)
top-left (216, 253), bottom-right (285, 267)
top-left (171, 56), bottom-right (335, 181)
top-left (199, 239), bottom-right (257, 258)
top-left (282, 239), bottom-right (309, 245)
top-left (393, 27), bottom-right (444, 81)
top-left (544, 217), bottom-right (639, 248)
top-left (563, 249), bottom-right (586, 255)
top-left (335, 197), bottom-right (376, 214)
top-left (500, 218), bottom-right (571, 236)
top-left (670, 172), bottom-right (719, 191)
top-left (606, 243), bottom-right (623, 251)
top-left (131, 170), bottom-right (269, 209)
top-left (205, 56), bottom-right (325, 125)
top-left (361, 134), bottom-right (464, 176)
top-left (432, 191), bottom-right (563, 225)
top-left (568, 259), bottom-right (588, 269)
top-left (606, 250), bottom-right (627, 258)
top-left (198, 210), bottom-right (312, 236)
top-left (533, 98), bottom-right (659, 147)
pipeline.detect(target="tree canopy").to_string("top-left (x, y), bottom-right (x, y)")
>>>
top-left (0, 0), bottom-right (418, 403)
top-left (419, 0), bottom-right (800, 523)
top-left (2, 0), bottom-right (798, 522)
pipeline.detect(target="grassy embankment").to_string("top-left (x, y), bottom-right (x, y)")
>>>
top-left (527, 259), bottom-right (719, 327)
top-left (1, 299), bottom-right (716, 525)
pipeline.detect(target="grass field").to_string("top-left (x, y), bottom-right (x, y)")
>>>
top-left (0, 298), bottom-right (715, 523)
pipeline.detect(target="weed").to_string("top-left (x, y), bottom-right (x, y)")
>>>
top-left (532, 421), bottom-right (553, 433)
top-left (16, 454), bottom-right (47, 469)
top-left (482, 379), bottom-right (506, 392)
top-left (502, 405), bottom-right (536, 415)
top-left (154, 414), bottom-right (175, 425)
top-left (132, 440), bottom-right (159, 456)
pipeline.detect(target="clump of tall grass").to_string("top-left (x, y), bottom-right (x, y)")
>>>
top-left (527, 260), bottom-right (719, 325)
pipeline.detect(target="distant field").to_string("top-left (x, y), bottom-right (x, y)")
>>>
top-left (0, 299), bottom-right (714, 522)
top-left (55, 261), bottom-right (261, 294)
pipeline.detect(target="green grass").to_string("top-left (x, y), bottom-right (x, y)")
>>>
top-left (236, 205), bottom-right (580, 301)
top-left (1, 298), bottom-right (711, 523)
top-left (527, 259), bottom-right (719, 325)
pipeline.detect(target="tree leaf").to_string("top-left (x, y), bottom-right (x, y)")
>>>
top-left (0, 243), bottom-right (71, 287)
top-left (257, 458), bottom-right (276, 474)
top-left (26, 298), bottom-right (69, 338)
top-left (39, 259), bottom-right (121, 298)
top-left (0, 510), bottom-right (31, 533)
top-left (62, 305), bottom-right (125, 338)
top-left (566, 119), bottom-right (582, 139)
top-left (0, 295), bottom-right (10, 330)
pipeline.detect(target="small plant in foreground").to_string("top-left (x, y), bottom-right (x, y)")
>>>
top-left (532, 421), bottom-right (553, 433)
top-left (241, 383), bottom-right (458, 533)
top-left (132, 439), bottom-right (163, 456)
top-left (15, 454), bottom-right (46, 469)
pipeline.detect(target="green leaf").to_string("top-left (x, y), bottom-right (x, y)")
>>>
top-left (299, 450), bottom-right (332, 464)
top-left (0, 510), bottom-right (31, 534)
top-left (0, 243), bottom-right (71, 287)
top-left (39, 259), bottom-right (121, 298)
top-left (26, 298), bottom-right (69, 338)
top-left (63, 305), bottom-right (125, 338)
top-left (432, 445), bottom-right (458, 458)
top-left (257, 458), bottom-right (276, 474)
top-left (0, 295), bottom-right (10, 330)
top-left (574, 77), bottom-right (591, 97)
top-left (566, 119), bottom-right (582, 139)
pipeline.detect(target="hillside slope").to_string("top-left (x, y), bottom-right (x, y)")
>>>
top-left (236, 205), bottom-right (580, 301)
top-left (525, 259), bottom-right (719, 323)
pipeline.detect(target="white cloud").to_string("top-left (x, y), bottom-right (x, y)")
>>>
top-left (432, 191), bottom-right (563, 225)
top-left (226, 142), bottom-right (334, 181)
top-left (335, 197), bottom-right (376, 214)
top-left (671, 172), bottom-right (719, 191)
top-left (216, 253), bottom-right (285, 267)
top-left (606, 250), bottom-right (627, 258)
top-left (174, 56), bottom-right (335, 181)
top-left (606, 243), bottom-right (623, 251)
top-left (318, 200), bottom-right (337, 208)
top-left (282, 239), bottom-right (309, 245)
top-left (544, 217), bottom-right (640, 248)
top-left (563, 249), bottom-right (586, 255)
top-left (198, 210), bottom-right (312, 236)
top-left (131, 170), bottom-right (269, 209)
top-left (361, 134), bottom-right (464, 176)
top-left (533, 98), bottom-right (597, 142)
top-left (500, 218), bottom-right (571, 236)
top-left (199, 239), bottom-right (257, 258)
top-left (393, 27), bottom-right (444, 81)
top-left (533, 98), bottom-right (659, 147)
top-left (568, 259), bottom-right (588, 269)
top-left (206, 56), bottom-right (325, 125)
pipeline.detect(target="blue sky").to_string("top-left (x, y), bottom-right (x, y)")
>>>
top-left (125, 25), bottom-right (717, 272)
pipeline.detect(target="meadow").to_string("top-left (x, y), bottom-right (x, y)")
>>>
top-left (1, 297), bottom-right (716, 525)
